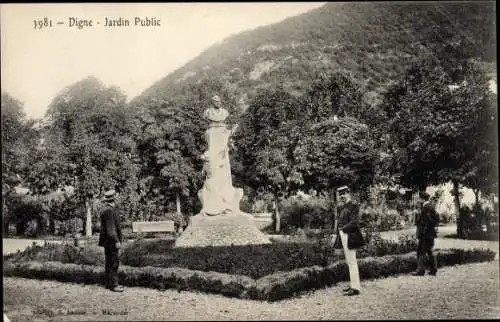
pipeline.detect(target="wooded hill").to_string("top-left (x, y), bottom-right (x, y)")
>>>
top-left (130, 2), bottom-right (496, 110)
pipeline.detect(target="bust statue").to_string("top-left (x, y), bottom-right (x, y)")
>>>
top-left (204, 95), bottom-right (229, 125)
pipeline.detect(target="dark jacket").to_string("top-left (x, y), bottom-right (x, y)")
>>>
top-left (415, 201), bottom-right (439, 239)
top-left (333, 201), bottom-right (365, 249)
top-left (98, 204), bottom-right (122, 247)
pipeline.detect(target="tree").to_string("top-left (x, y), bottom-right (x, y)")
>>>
top-left (454, 65), bottom-right (498, 206)
top-left (232, 87), bottom-right (303, 232)
top-left (300, 71), bottom-right (366, 122)
top-left (381, 58), bottom-right (497, 238)
top-left (25, 77), bottom-right (141, 236)
top-left (1, 92), bottom-right (39, 233)
top-left (294, 72), bottom-right (379, 228)
top-left (233, 73), bottom-right (379, 231)
top-left (293, 116), bottom-right (378, 205)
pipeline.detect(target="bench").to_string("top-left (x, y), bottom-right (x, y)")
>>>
top-left (132, 220), bottom-right (176, 234)
top-left (251, 212), bottom-right (273, 230)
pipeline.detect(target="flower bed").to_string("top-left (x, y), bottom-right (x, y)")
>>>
top-left (5, 235), bottom-right (418, 279)
top-left (4, 242), bottom-right (105, 266)
top-left (3, 248), bottom-right (496, 301)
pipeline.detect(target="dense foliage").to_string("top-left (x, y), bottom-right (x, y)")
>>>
top-left (2, 3), bottom-right (497, 238)
top-left (381, 59), bottom-right (498, 237)
top-left (1, 93), bottom-right (40, 232)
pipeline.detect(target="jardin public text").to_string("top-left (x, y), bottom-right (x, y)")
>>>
top-left (33, 17), bottom-right (161, 30)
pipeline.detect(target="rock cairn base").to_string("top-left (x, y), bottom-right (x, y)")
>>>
top-left (174, 212), bottom-right (271, 248)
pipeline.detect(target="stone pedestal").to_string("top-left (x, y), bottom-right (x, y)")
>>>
top-left (174, 211), bottom-right (271, 248)
top-left (174, 99), bottom-right (271, 248)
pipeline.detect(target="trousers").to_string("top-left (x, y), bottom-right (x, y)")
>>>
top-left (416, 238), bottom-right (437, 273)
top-left (104, 246), bottom-right (119, 288)
top-left (339, 230), bottom-right (361, 290)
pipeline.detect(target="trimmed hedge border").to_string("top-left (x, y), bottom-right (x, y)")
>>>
top-left (5, 236), bottom-right (421, 279)
top-left (4, 248), bottom-right (496, 301)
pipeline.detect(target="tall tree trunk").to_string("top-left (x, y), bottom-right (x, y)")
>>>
top-left (473, 189), bottom-right (480, 209)
top-left (452, 180), bottom-right (463, 238)
top-left (176, 192), bottom-right (183, 234)
top-left (176, 192), bottom-right (182, 215)
top-left (49, 218), bottom-right (55, 235)
top-left (332, 189), bottom-right (338, 233)
top-left (16, 221), bottom-right (25, 236)
top-left (3, 201), bottom-right (9, 234)
top-left (85, 199), bottom-right (92, 237)
top-left (273, 194), bottom-right (281, 233)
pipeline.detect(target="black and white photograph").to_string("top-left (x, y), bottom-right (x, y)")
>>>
top-left (1, 2), bottom-right (498, 321)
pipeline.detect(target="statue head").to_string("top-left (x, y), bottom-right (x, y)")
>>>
top-left (211, 95), bottom-right (222, 109)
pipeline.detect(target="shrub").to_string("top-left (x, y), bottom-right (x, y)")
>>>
top-left (7, 194), bottom-right (45, 236)
top-left (59, 217), bottom-right (84, 237)
top-left (459, 204), bottom-right (498, 240)
top-left (250, 248), bottom-right (496, 301)
top-left (119, 241), bottom-right (329, 279)
top-left (359, 184), bottom-right (418, 232)
top-left (121, 236), bottom-right (420, 278)
top-left (6, 235), bottom-right (419, 279)
top-left (163, 212), bottom-right (187, 231)
top-left (280, 195), bottom-right (334, 231)
top-left (361, 205), bottom-right (404, 232)
top-left (4, 248), bottom-right (495, 301)
top-left (439, 209), bottom-right (455, 224)
top-left (3, 261), bottom-right (104, 285)
top-left (6, 242), bottom-right (104, 266)
top-left (24, 219), bottom-right (40, 237)
top-left (358, 233), bottom-right (417, 258)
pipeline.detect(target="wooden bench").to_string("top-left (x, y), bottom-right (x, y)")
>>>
top-left (132, 220), bottom-right (176, 234)
top-left (251, 212), bottom-right (273, 230)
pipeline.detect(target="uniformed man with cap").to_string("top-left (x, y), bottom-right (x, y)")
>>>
top-left (98, 189), bottom-right (124, 292)
top-left (333, 185), bottom-right (365, 296)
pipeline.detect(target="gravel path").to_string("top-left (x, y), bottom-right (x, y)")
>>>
top-left (379, 224), bottom-right (458, 240)
top-left (4, 261), bottom-right (499, 321)
top-left (379, 225), bottom-right (499, 260)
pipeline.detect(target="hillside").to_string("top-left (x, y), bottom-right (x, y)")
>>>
top-left (130, 2), bottom-right (496, 110)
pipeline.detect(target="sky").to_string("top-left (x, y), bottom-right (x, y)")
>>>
top-left (1, 2), bottom-right (326, 120)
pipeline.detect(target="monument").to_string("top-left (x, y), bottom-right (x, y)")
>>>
top-left (174, 95), bottom-right (271, 247)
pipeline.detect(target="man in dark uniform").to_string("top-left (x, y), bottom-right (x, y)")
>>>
top-left (412, 191), bottom-right (439, 276)
top-left (333, 186), bottom-right (366, 296)
top-left (98, 189), bottom-right (124, 292)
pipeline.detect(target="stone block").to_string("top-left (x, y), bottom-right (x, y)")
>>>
top-left (174, 212), bottom-right (271, 248)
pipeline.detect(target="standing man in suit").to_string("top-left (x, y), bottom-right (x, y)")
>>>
top-left (411, 191), bottom-right (439, 276)
top-left (333, 185), bottom-right (365, 296)
top-left (98, 189), bottom-right (124, 292)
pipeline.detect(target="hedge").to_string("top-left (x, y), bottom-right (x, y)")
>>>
top-left (5, 236), bottom-right (419, 279)
top-left (4, 248), bottom-right (496, 301)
